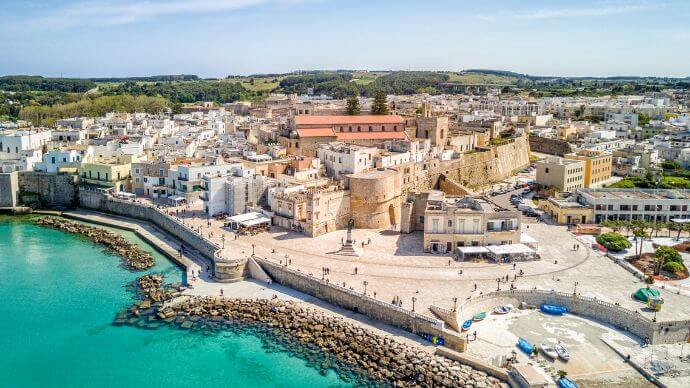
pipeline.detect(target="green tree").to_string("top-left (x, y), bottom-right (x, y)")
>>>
top-left (596, 232), bottom-right (632, 251)
top-left (171, 102), bottom-right (184, 114)
top-left (371, 91), bottom-right (389, 115)
top-left (346, 95), bottom-right (360, 115)
top-left (638, 113), bottom-right (651, 126)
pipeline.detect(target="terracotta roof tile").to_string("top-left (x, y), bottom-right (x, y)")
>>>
top-left (297, 127), bottom-right (336, 138)
top-left (295, 115), bottom-right (404, 126)
top-left (336, 131), bottom-right (407, 140)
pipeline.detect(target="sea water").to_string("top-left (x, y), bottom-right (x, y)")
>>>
top-left (0, 217), bottom-right (354, 387)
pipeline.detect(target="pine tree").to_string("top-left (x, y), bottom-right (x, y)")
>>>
top-left (346, 95), bottom-right (360, 115)
top-left (371, 91), bottom-right (389, 115)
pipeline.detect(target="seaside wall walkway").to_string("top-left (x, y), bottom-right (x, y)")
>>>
top-left (78, 188), bottom-right (247, 282)
top-left (254, 257), bottom-right (468, 353)
top-left (460, 289), bottom-right (690, 345)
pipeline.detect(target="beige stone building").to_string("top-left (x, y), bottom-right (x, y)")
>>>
top-left (423, 192), bottom-right (521, 253)
top-left (564, 149), bottom-right (612, 188)
top-left (535, 156), bottom-right (585, 192)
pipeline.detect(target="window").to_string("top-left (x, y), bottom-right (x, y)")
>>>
top-left (368, 126), bottom-right (372, 131)
top-left (545, 168), bottom-right (549, 173)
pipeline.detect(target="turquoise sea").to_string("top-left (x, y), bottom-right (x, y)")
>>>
top-left (0, 217), bottom-right (354, 387)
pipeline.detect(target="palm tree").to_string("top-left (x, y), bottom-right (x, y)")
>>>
top-left (633, 227), bottom-right (648, 260)
top-left (557, 370), bottom-right (568, 379)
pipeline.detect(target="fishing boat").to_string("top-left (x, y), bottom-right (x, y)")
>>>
top-left (555, 343), bottom-right (570, 361)
top-left (472, 312), bottom-right (487, 321)
top-left (461, 319), bottom-right (473, 331)
top-left (517, 337), bottom-right (534, 354)
top-left (540, 343), bottom-right (558, 359)
top-left (493, 304), bottom-right (513, 314)
top-left (557, 377), bottom-right (578, 388)
top-left (540, 304), bottom-right (568, 315)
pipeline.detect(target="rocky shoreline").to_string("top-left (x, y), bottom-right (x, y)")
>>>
top-left (36, 217), bottom-right (154, 270)
top-left (118, 274), bottom-right (506, 388)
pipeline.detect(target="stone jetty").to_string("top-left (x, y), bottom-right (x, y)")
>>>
top-left (121, 274), bottom-right (506, 388)
top-left (36, 217), bottom-right (154, 270)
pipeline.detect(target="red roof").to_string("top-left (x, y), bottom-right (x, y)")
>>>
top-left (295, 115), bottom-right (404, 126)
top-left (297, 128), bottom-right (336, 138)
top-left (336, 131), bottom-right (407, 141)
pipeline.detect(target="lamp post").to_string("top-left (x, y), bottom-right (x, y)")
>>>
top-left (573, 281), bottom-right (579, 295)
top-left (453, 297), bottom-right (458, 312)
top-left (412, 297), bottom-right (417, 312)
top-left (363, 280), bottom-right (368, 295)
top-left (252, 243), bottom-right (255, 256)
top-left (497, 277), bottom-right (501, 291)
top-left (222, 235), bottom-right (225, 249)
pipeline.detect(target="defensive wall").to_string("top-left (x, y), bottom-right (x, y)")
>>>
top-left (396, 135), bottom-right (531, 193)
top-left (0, 172), bottom-right (19, 208)
top-left (17, 171), bottom-right (78, 208)
top-left (78, 188), bottom-right (247, 282)
top-left (529, 135), bottom-right (572, 156)
top-left (254, 257), bottom-right (468, 352)
top-left (460, 289), bottom-right (690, 345)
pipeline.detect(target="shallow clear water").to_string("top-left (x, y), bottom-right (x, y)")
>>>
top-left (0, 217), bottom-right (353, 387)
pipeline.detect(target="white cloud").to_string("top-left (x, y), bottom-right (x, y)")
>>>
top-left (474, 2), bottom-right (667, 22)
top-left (25, 0), bottom-right (302, 29)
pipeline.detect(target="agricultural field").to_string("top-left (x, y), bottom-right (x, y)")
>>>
top-left (226, 76), bottom-right (283, 92)
top-left (350, 71), bottom-right (389, 85)
top-left (445, 71), bottom-right (519, 85)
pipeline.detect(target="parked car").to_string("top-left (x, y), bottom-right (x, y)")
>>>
top-left (522, 188), bottom-right (531, 195)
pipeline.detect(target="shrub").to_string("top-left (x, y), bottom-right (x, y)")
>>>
top-left (656, 246), bottom-right (683, 264)
top-left (662, 261), bottom-right (685, 274)
top-left (596, 232), bottom-right (632, 251)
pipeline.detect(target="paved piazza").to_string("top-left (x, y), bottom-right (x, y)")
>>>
top-left (152, 199), bottom-right (690, 323)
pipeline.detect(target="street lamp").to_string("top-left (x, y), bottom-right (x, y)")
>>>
top-left (412, 297), bottom-right (417, 312)
top-left (453, 297), bottom-right (458, 312)
top-left (363, 280), bottom-right (368, 295)
top-left (222, 235), bottom-right (225, 249)
top-left (252, 243), bottom-right (255, 256)
top-left (573, 281), bottom-right (579, 295)
top-left (497, 277), bottom-right (501, 291)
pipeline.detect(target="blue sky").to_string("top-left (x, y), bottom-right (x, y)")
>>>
top-left (1, 0), bottom-right (689, 78)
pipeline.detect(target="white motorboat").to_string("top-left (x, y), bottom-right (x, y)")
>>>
top-left (540, 344), bottom-right (558, 359)
top-left (555, 343), bottom-right (570, 361)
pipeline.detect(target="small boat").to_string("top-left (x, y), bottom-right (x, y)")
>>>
top-left (555, 343), bottom-right (570, 361)
top-left (517, 337), bottom-right (535, 354)
top-left (472, 312), bottom-right (487, 321)
top-left (540, 343), bottom-right (558, 359)
top-left (557, 377), bottom-right (578, 388)
top-left (461, 319), bottom-right (473, 331)
top-left (540, 304), bottom-right (568, 315)
top-left (493, 304), bottom-right (513, 314)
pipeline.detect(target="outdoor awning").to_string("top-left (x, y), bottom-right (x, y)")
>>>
top-left (240, 216), bottom-right (271, 227)
top-left (520, 233), bottom-right (538, 245)
top-left (456, 246), bottom-right (489, 254)
top-left (487, 243), bottom-right (534, 255)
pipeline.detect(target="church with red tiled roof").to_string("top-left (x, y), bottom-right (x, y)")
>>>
top-left (283, 115), bottom-right (408, 156)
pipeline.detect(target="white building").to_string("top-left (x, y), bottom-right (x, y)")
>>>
top-left (316, 142), bottom-right (376, 178)
top-left (202, 172), bottom-right (277, 216)
top-left (34, 147), bottom-right (93, 173)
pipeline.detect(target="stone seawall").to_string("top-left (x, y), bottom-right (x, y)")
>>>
top-left (254, 257), bottom-right (467, 352)
top-left (460, 289), bottom-right (690, 345)
top-left (78, 188), bottom-right (247, 282)
top-left (18, 171), bottom-right (78, 208)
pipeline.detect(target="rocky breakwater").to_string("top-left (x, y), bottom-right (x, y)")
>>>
top-left (36, 217), bottom-right (154, 270)
top-left (122, 274), bottom-right (506, 388)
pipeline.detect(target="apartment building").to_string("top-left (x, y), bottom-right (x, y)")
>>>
top-left (535, 156), bottom-right (585, 192)
top-left (564, 149), bottom-right (612, 188)
top-left (423, 192), bottom-right (521, 253)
